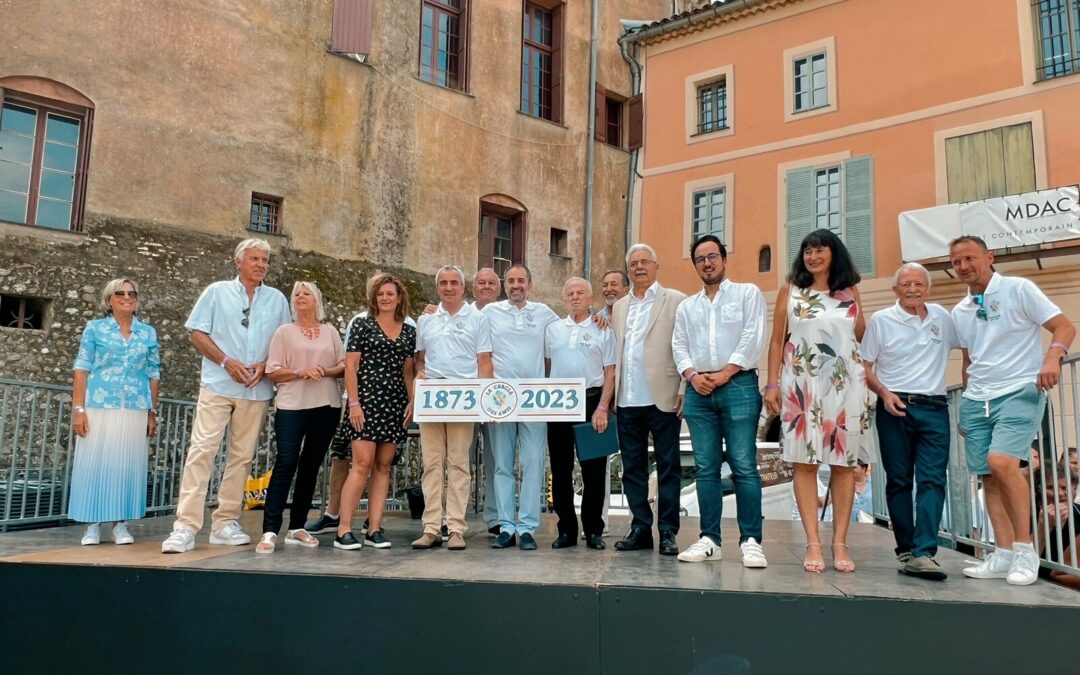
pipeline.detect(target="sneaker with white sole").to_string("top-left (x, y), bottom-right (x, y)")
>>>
top-left (112, 522), bottom-right (134, 545)
top-left (1006, 546), bottom-right (1039, 586)
top-left (962, 550), bottom-right (1012, 579)
top-left (81, 523), bottom-right (101, 546)
top-left (161, 527), bottom-right (196, 554)
top-left (677, 536), bottom-right (720, 563)
top-left (740, 538), bottom-right (768, 568)
top-left (209, 520), bottom-right (251, 546)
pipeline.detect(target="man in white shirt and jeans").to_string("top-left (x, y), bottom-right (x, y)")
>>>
top-left (672, 235), bottom-right (768, 567)
top-left (950, 235), bottom-right (1074, 585)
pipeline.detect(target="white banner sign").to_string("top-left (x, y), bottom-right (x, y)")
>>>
top-left (413, 378), bottom-right (587, 423)
top-left (899, 185), bottom-right (1080, 261)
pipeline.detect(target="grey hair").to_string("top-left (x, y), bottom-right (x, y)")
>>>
top-left (625, 243), bottom-right (657, 267)
top-left (892, 262), bottom-right (931, 289)
top-left (473, 267), bottom-right (498, 284)
top-left (234, 238), bottom-right (271, 263)
top-left (563, 276), bottom-right (592, 295)
top-left (290, 281), bottom-right (326, 322)
top-left (100, 277), bottom-right (139, 315)
top-left (436, 264), bottom-right (465, 284)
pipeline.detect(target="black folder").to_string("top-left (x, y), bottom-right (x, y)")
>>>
top-left (573, 422), bottom-right (619, 461)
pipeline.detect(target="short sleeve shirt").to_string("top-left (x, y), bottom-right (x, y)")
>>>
top-left (415, 302), bottom-right (492, 379)
top-left (545, 316), bottom-right (617, 388)
top-left (482, 300), bottom-right (559, 379)
top-left (860, 302), bottom-right (958, 396)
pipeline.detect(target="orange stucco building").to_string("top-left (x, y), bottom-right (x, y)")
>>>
top-left (622, 0), bottom-right (1080, 332)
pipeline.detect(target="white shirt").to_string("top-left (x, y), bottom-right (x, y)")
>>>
top-left (482, 300), bottom-right (559, 378)
top-left (546, 315), bottom-right (617, 388)
top-left (415, 302), bottom-right (492, 379)
top-left (185, 278), bottom-right (291, 401)
top-left (671, 279), bottom-right (765, 375)
top-left (860, 302), bottom-right (958, 396)
top-left (620, 281), bottom-right (659, 407)
top-left (952, 273), bottom-right (1062, 401)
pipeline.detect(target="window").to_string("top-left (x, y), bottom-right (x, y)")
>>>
top-left (329, 0), bottom-right (375, 57)
top-left (594, 84), bottom-right (629, 149)
top-left (0, 83), bottom-right (93, 232)
top-left (785, 156), bottom-right (874, 276)
top-left (0, 294), bottom-right (48, 330)
top-left (520, 1), bottom-right (564, 123)
top-left (758, 246), bottom-right (772, 273)
top-left (478, 199), bottom-right (526, 280)
top-left (692, 187), bottom-right (727, 242)
top-left (606, 99), bottom-right (622, 147)
top-left (944, 123), bottom-right (1036, 203)
top-left (420, 0), bottom-right (469, 91)
top-left (1032, 0), bottom-right (1080, 80)
top-left (249, 193), bottom-right (283, 234)
top-left (696, 79), bottom-right (728, 135)
top-left (549, 227), bottom-right (568, 256)
top-left (793, 53), bottom-right (828, 112)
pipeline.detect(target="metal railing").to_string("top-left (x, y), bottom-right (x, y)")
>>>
top-left (0, 378), bottom-right (419, 531)
top-left (870, 353), bottom-right (1080, 579)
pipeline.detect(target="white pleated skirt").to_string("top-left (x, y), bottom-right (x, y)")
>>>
top-left (68, 408), bottom-right (148, 523)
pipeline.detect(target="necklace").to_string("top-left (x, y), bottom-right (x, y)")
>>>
top-left (297, 323), bottom-right (321, 340)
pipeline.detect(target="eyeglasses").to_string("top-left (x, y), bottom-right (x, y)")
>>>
top-left (693, 252), bottom-right (723, 266)
top-left (241, 306), bottom-right (251, 328)
top-left (113, 290), bottom-right (139, 298)
top-left (627, 259), bottom-right (657, 270)
top-left (972, 294), bottom-right (987, 321)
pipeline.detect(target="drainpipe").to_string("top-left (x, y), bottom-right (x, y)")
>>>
top-left (619, 30), bottom-right (643, 252)
top-left (583, 0), bottom-right (600, 282)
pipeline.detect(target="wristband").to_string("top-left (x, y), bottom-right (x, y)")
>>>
top-left (221, 356), bottom-right (231, 368)
top-left (1050, 342), bottom-right (1069, 356)
top-left (348, 401), bottom-right (361, 409)
top-left (597, 404), bottom-right (609, 413)
top-left (685, 370), bottom-right (698, 383)
top-left (764, 383), bottom-right (779, 391)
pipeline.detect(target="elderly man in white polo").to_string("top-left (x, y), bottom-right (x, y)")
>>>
top-left (162, 239), bottom-right (291, 553)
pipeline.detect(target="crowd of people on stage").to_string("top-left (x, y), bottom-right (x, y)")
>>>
top-left (67, 231), bottom-right (1077, 586)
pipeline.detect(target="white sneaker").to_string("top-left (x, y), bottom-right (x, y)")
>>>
top-left (962, 550), bottom-right (1012, 579)
top-left (1006, 546), bottom-right (1039, 586)
top-left (112, 522), bottom-right (134, 545)
top-left (677, 536), bottom-right (720, 563)
top-left (740, 538), bottom-right (768, 568)
top-left (81, 523), bottom-right (101, 546)
top-left (209, 520), bottom-right (251, 545)
top-left (161, 527), bottom-right (195, 554)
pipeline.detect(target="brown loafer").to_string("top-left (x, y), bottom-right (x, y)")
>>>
top-left (447, 531), bottom-right (466, 550)
top-left (411, 532), bottom-right (443, 549)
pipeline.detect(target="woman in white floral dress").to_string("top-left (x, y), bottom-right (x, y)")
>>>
top-left (765, 229), bottom-right (872, 573)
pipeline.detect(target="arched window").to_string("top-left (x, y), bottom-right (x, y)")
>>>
top-left (758, 245), bottom-right (772, 273)
top-left (478, 194), bottom-right (527, 281)
top-left (0, 76), bottom-right (94, 232)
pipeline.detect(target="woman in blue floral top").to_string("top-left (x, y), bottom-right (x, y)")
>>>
top-left (70, 278), bottom-right (161, 546)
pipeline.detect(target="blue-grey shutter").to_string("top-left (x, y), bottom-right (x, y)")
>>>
top-left (842, 155), bottom-right (874, 278)
top-left (785, 167), bottom-right (816, 272)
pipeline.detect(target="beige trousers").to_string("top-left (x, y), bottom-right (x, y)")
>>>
top-left (419, 422), bottom-right (475, 536)
top-left (173, 387), bottom-right (269, 533)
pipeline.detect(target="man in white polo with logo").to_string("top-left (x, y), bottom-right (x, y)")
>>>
top-left (950, 235), bottom-right (1074, 585)
top-left (412, 264), bottom-right (493, 551)
top-left (482, 264), bottom-right (558, 551)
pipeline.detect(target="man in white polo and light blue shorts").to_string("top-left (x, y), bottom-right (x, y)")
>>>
top-left (949, 235), bottom-right (1074, 586)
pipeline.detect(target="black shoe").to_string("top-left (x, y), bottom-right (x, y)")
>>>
top-left (586, 534), bottom-right (606, 550)
top-left (488, 525), bottom-right (501, 537)
top-left (518, 533), bottom-right (537, 550)
top-left (333, 532), bottom-right (362, 550)
top-left (304, 513), bottom-right (340, 534)
top-left (491, 531), bottom-right (517, 549)
top-left (440, 524), bottom-right (449, 542)
top-left (551, 533), bottom-right (578, 549)
top-left (659, 531), bottom-right (678, 556)
top-left (364, 529), bottom-right (392, 549)
top-left (615, 528), bottom-right (654, 551)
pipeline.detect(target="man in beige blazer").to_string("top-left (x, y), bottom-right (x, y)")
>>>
top-left (611, 243), bottom-right (687, 555)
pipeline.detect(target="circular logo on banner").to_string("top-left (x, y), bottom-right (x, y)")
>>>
top-left (480, 381), bottom-right (517, 420)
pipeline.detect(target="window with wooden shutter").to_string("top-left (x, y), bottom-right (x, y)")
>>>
top-left (419, 0), bottom-right (469, 91)
top-left (479, 199), bottom-right (527, 281)
top-left (627, 93), bottom-right (643, 150)
top-left (944, 123), bottom-right (1036, 203)
top-left (784, 166), bottom-right (816, 272)
top-left (330, 0), bottom-right (374, 56)
top-left (521, 1), bottom-right (564, 123)
top-left (842, 155), bottom-right (874, 278)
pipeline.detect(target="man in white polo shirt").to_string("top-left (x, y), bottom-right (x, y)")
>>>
top-left (861, 262), bottom-right (958, 580)
top-left (672, 235), bottom-right (767, 567)
top-left (482, 265), bottom-right (558, 551)
top-left (950, 235), bottom-right (1074, 586)
top-left (412, 264), bottom-right (493, 551)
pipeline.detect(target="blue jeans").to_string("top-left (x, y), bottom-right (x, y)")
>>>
top-left (488, 420), bottom-right (547, 535)
top-left (682, 371), bottom-right (763, 545)
top-left (875, 395), bottom-right (950, 557)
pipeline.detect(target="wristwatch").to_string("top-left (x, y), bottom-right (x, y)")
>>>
top-left (74, 406), bottom-right (86, 414)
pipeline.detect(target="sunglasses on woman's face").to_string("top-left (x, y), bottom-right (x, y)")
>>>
top-left (972, 293), bottom-right (987, 321)
top-left (113, 290), bottom-right (139, 299)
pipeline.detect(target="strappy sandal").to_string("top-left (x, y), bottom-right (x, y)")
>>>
top-left (256, 532), bottom-right (277, 554)
top-left (804, 543), bottom-right (825, 573)
top-left (285, 529), bottom-right (320, 548)
top-left (832, 543), bottom-right (856, 573)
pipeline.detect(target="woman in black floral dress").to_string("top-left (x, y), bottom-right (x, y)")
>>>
top-left (334, 274), bottom-right (416, 550)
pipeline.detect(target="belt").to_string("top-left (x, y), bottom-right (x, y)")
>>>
top-left (891, 392), bottom-right (947, 407)
top-left (697, 368), bottom-right (758, 378)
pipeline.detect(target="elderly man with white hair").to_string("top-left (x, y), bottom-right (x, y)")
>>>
top-left (162, 238), bottom-right (292, 553)
top-left (860, 262), bottom-right (958, 580)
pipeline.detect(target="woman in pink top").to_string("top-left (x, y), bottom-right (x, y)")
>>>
top-left (256, 281), bottom-right (345, 553)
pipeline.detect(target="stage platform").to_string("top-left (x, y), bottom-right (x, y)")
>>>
top-left (0, 512), bottom-right (1076, 674)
